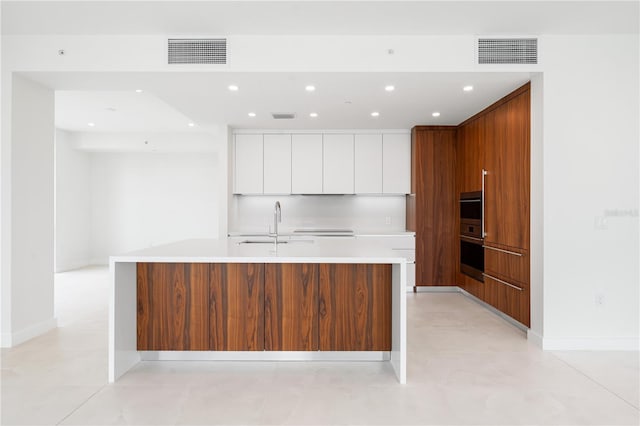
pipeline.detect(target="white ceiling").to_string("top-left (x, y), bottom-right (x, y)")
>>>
top-left (31, 71), bottom-right (532, 131)
top-left (2, 1), bottom-right (638, 36)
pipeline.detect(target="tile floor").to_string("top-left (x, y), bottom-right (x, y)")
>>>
top-left (2, 266), bottom-right (639, 425)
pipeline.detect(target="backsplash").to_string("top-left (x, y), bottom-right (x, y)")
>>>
top-left (229, 195), bottom-right (406, 234)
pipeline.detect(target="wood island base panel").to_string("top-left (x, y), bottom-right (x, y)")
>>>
top-left (109, 239), bottom-right (408, 384)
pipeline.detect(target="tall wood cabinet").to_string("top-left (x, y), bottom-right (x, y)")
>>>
top-left (456, 82), bottom-right (531, 327)
top-left (407, 126), bottom-right (457, 287)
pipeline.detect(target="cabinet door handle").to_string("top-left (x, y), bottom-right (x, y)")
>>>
top-left (482, 273), bottom-right (523, 291)
top-left (481, 169), bottom-right (487, 238)
top-left (482, 245), bottom-right (523, 257)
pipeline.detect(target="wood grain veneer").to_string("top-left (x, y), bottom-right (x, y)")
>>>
top-left (264, 263), bottom-right (319, 351)
top-left (137, 263), bottom-right (209, 351)
top-left (318, 264), bottom-right (391, 351)
top-left (209, 263), bottom-right (264, 351)
top-left (410, 126), bottom-right (457, 286)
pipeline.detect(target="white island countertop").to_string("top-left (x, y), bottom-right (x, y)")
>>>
top-left (111, 238), bottom-right (411, 265)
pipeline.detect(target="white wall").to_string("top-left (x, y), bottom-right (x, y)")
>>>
top-left (88, 151), bottom-right (218, 263)
top-left (4, 74), bottom-right (56, 346)
top-left (55, 129), bottom-right (91, 272)
top-left (540, 35), bottom-right (639, 349)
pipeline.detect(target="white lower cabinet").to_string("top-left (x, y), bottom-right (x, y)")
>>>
top-left (263, 134), bottom-right (292, 194)
top-left (292, 134), bottom-right (323, 194)
top-left (323, 134), bottom-right (354, 194)
top-left (234, 134), bottom-right (263, 194)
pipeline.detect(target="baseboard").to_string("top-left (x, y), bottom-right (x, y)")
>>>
top-left (1, 318), bottom-right (58, 348)
top-left (541, 336), bottom-right (640, 351)
top-left (527, 329), bottom-right (544, 348)
top-left (412, 286), bottom-right (460, 293)
top-left (55, 258), bottom-right (91, 273)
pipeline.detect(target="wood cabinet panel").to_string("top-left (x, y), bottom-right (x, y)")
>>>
top-left (137, 263), bottom-right (209, 351)
top-left (209, 263), bottom-right (264, 351)
top-left (264, 264), bottom-right (318, 351)
top-left (484, 245), bottom-right (529, 287)
top-left (483, 274), bottom-right (529, 327)
top-left (318, 264), bottom-right (391, 351)
top-left (484, 90), bottom-right (530, 250)
top-left (458, 272), bottom-right (484, 300)
top-left (456, 117), bottom-right (484, 194)
top-left (411, 127), bottom-right (457, 286)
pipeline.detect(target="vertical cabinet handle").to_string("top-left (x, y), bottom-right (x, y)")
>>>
top-left (481, 169), bottom-right (487, 238)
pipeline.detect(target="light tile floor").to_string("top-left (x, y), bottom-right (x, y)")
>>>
top-left (2, 266), bottom-right (639, 425)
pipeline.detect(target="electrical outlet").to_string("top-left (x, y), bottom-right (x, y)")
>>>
top-left (385, 216), bottom-right (392, 225)
top-left (594, 292), bottom-right (605, 307)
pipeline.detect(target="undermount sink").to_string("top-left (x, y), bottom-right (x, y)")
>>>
top-left (236, 239), bottom-right (314, 245)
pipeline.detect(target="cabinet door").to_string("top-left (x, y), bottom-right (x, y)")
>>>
top-left (137, 263), bottom-right (209, 351)
top-left (263, 134), bottom-right (292, 194)
top-left (457, 117), bottom-right (484, 194)
top-left (354, 134), bottom-right (383, 194)
top-left (318, 264), bottom-right (391, 351)
top-left (234, 134), bottom-right (263, 194)
top-left (209, 264), bottom-right (264, 351)
top-left (323, 134), bottom-right (354, 194)
top-left (484, 91), bottom-right (530, 250)
top-left (383, 134), bottom-right (411, 194)
top-left (292, 134), bottom-right (323, 194)
top-left (483, 274), bottom-right (529, 327)
top-left (264, 264), bottom-right (318, 351)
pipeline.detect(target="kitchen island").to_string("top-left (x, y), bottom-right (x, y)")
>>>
top-left (109, 238), bottom-right (408, 384)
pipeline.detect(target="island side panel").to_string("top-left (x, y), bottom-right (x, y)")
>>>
top-left (390, 262), bottom-right (407, 384)
top-left (109, 261), bottom-right (140, 382)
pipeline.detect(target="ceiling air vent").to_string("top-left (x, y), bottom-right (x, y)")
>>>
top-left (168, 38), bottom-right (227, 64)
top-left (477, 38), bottom-right (537, 65)
top-left (272, 113), bottom-right (296, 120)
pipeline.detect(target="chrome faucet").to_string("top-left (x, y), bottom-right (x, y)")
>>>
top-left (273, 201), bottom-right (282, 243)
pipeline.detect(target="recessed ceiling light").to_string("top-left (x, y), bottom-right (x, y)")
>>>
top-left (305, 85), bottom-right (316, 92)
top-left (248, 112), bottom-right (256, 117)
top-left (87, 122), bottom-right (95, 127)
top-left (309, 112), bottom-right (318, 118)
top-left (188, 122), bottom-right (195, 127)
top-left (228, 85), bottom-right (239, 91)
top-left (135, 89), bottom-right (143, 93)
top-left (463, 85), bottom-right (474, 92)
top-left (432, 112), bottom-right (441, 117)
top-left (385, 85), bottom-right (395, 92)
top-left (371, 111), bottom-right (380, 117)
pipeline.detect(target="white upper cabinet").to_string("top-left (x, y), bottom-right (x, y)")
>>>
top-left (354, 134), bottom-right (383, 194)
top-left (234, 134), bottom-right (263, 194)
top-left (263, 134), bottom-right (292, 194)
top-left (291, 134), bottom-right (323, 194)
top-left (383, 133), bottom-right (411, 194)
top-left (323, 134), bottom-right (354, 194)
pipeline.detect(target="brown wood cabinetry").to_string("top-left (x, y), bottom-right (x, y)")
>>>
top-left (484, 88), bottom-right (530, 251)
top-left (137, 262), bottom-right (392, 351)
top-left (455, 82), bottom-right (531, 327)
top-left (137, 263), bottom-right (209, 351)
top-left (318, 264), bottom-right (391, 351)
top-left (209, 264), bottom-right (264, 351)
top-left (264, 263), bottom-right (318, 351)
top-left (408, 126), bottom-right (457, 286)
